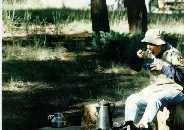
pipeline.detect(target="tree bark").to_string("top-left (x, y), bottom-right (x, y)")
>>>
top-left (156, 104), bottom-right (184, 130)
top-left (81, 103), bottom-right (98, 130)
top-left (125, 0), bottom-right (147, 33)
top-left (91, 0), bottom-right (110, 32)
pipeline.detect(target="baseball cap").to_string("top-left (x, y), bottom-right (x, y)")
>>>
top-left (141, 29), bottom-right (166, 45)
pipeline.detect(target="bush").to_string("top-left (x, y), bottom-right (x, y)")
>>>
top-left (92, 31), bottom-right (144, 62)
top-left (163, 33), bottom-right (184, 54)
top-left (92, 31), bottom-right (184, 63)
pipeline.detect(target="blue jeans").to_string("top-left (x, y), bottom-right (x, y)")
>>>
top-left (125, 83), bottom-right (184, 128)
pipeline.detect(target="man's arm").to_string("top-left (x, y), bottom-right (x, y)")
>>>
top-left (161, 65), bottom-right (184, 86)
top-left (161, 65), bottom-right (175, 79)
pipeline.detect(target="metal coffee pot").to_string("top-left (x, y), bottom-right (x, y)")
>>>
top-left (48, 112), bottom-right (66, 128)
top-left (96, 100), bottom-right (115, 130)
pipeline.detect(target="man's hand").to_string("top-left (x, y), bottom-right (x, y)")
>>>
top-left (150, 59), bottom-right (168, 71)
top-left (150, 64), bottom-right (163, 71)
top-left (137, 49), bottom-right (154, 59)
top-left (137, 49), bottom-right (145, 59)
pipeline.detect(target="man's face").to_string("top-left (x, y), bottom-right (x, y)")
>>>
top-left (146, 43), bottom-right (162, 56)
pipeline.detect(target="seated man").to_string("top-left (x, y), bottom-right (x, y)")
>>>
top-left (123, 29), bottom-right (184, 130)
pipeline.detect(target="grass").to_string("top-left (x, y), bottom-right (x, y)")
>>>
top-left (2, 2), bottom-right (184, 130)
top-left (2, 37), bottom-right (150, 130)
top-left (3, 25), bottom-right (184, 130)
top-left (3, 7), bottom-right (184, 37)
top-left (3, 22), bottom-right (184, 129)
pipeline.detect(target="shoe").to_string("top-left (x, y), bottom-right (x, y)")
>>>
top-left (113, 121), bottom-right (125, 130)
top-left (138, 124), bottom-right (146, 130)
top-left (125, 121), bottom-right (139, 130)
top-left (138, 124), bottom-right (145, 129)
top-left (138, 123), bottom-right (153, 130)
top-left (113, 121), bottom-right (139, 130)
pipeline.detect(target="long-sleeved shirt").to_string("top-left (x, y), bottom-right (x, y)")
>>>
top-left (145, 44), bottom-right (184, 88)
top-left (161, 65), bottom-right (184, 86)
top-left (129, 43), bottom-right (184, 88)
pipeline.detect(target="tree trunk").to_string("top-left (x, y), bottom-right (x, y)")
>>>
top-left (81, 103), bottom-right (98, 130)
top-left (125, 0), bottom-right (147, 33)
top-left (91, 0), bottom-right (110, 32)
top-left (156, 104), bottom-right (184, 130)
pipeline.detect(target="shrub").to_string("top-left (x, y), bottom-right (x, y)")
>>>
top-left (92, 31), bottom-right (184, 63)
top-left (92, 31), bottom-right (144, 62)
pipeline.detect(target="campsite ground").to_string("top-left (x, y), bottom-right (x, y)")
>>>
top-left (2, 1), bottom-right (184, 130)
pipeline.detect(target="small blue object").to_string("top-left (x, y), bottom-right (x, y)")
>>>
top-left (143, 63), bottom-right (151, 70)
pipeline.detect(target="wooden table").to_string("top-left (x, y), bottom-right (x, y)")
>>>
top-left (39, 126), bottom-right (81, 130)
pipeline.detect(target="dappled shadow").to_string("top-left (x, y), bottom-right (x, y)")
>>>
top-left (3, 59), bottom-right (115, 83)
top-left (2, 89), bottom-right (83, 130)
top-left (3, 6), bottom-right (184, 130)
top-left (3, 58), bottom-right (139, 97)
top-left (2, 54), bottom-right (149, 130)
top-left (3, 33), bottom-right (92, 52)
top-left (3, 32), bottom-right (184, 55)
top-left (4, 31), bottom-right (178, 130)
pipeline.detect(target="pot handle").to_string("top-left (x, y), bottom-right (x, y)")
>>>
top-left (96, 106), bottom-right (100, 116)
top-left (110, 103), bottom-right (115, 113)
top-left (48, 114), bottom-right (54, 120)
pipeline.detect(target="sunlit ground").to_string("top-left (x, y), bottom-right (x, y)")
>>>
top-left (3, 0), bottom-right (90, 9)
top-left (3, 0), bottom-right (184, 37)
top-left (3, 20), bottom-right (184, 38)
top-left (2, 1), bottom-right (184, 130)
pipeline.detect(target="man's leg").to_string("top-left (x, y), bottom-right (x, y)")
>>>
top-left (138, 87), bottom-right (184, 128)
top-left (125, 93), bottom-right (147, 122)
top-left (138, 96), bottom-right (162, 128)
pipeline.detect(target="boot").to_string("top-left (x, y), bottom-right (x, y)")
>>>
top-left (113, 121), bottom-right (138, 130)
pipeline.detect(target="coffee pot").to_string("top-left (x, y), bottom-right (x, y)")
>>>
top-left (96, 100), bottom-right (115, 130)
top-left (48, 112), bottom-right (66, 128)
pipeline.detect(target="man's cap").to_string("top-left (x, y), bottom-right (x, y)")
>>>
top-left (141, 29), bottom-right (166, 45)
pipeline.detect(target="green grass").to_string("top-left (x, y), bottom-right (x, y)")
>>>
top-left (6, 25), bottom-right (184, 130)
top-left (3, 7), bottom-right (184, 36)
top-left (3, 27), bottom-right (184, 130)
top-left (2, 37), bottom-right (150, 130)
top-left (2, 2), bottom-right (184, 130)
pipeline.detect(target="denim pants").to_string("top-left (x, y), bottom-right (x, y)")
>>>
top-left (125, 82), bottom-right (184, 128)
